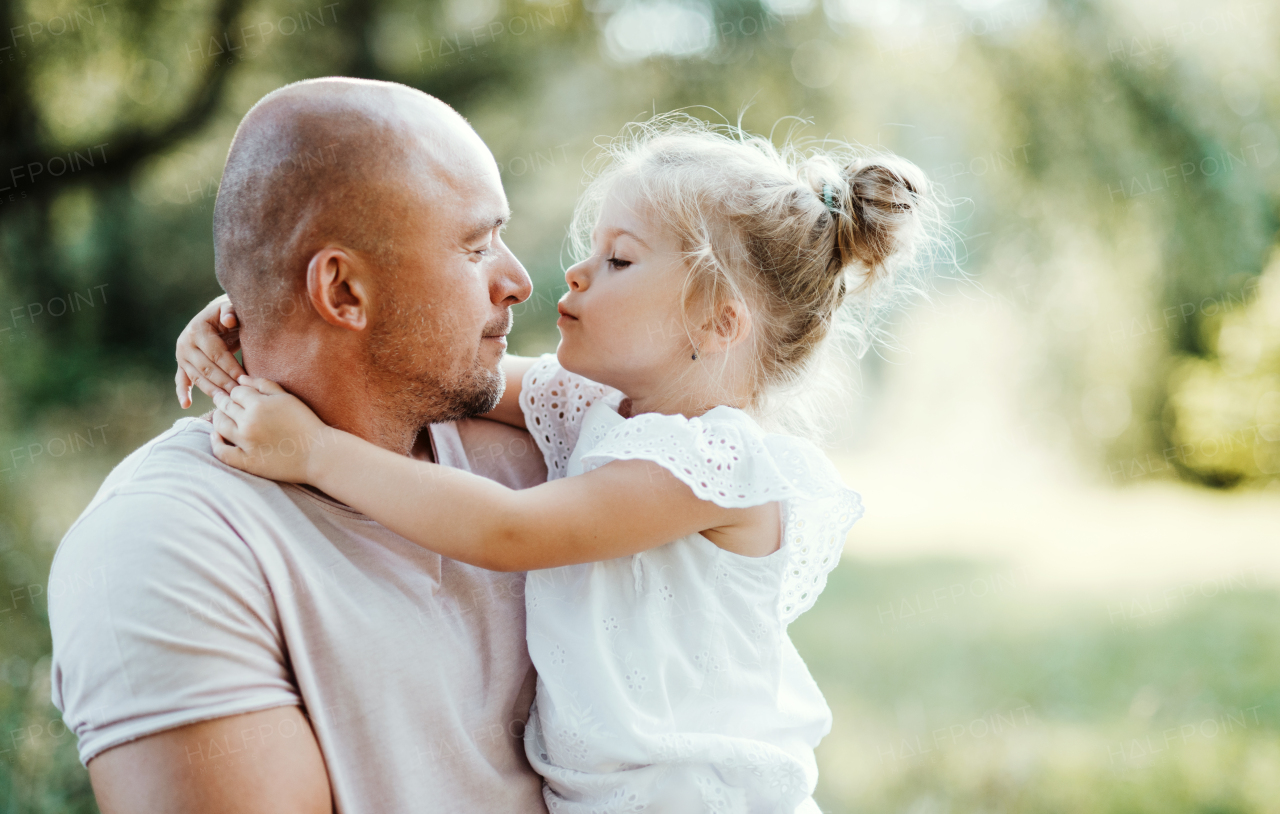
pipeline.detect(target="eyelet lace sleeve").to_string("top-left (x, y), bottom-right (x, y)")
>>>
top-left (519, 354), bottom-right (620, 481)
top-left (776, 475), bottom-right (863, 624)
top-left (578, 406), bottom-right (864, 624)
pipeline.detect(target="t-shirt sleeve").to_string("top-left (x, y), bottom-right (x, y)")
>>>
top-left (48, 491), bottom-right (300, 765)
top-left (450, 419), bottom-right (549, 489)
top-left (519, 353), bottom-right (620, 481)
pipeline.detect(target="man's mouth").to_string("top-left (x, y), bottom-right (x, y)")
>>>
top-left (483, 314), bottom-right (513, 341)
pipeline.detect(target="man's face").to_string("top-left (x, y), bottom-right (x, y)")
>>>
top-left (367, 135), bottom-right (531, 429)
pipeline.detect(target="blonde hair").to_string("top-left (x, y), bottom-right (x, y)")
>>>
top-left (570, 115), bottom-right (948, 440)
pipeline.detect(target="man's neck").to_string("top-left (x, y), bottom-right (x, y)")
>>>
top-left (410, 426), bottom-right (436, 464)
top-left (244, 336), bottom-right (420, 456)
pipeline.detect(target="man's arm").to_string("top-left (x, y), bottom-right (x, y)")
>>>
top-left (49, 488), bottom-right (319, 811)
top-left (88, 706), bottom-right (331, 814)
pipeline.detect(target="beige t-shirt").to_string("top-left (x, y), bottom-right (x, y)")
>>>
top-left (48, 416), bottom-right (548, 812)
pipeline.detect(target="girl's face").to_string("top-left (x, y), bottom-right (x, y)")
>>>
top-left (555, 181), bottom-right (694, 399)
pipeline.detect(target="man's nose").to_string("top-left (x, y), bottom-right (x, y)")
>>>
top-left (493, 242), bottom-right (533, 305)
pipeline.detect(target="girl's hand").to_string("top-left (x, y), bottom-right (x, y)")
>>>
top-left (210, 376), bottom-right (329, 483)
top-left (176, 295), bottom-right (245, 408)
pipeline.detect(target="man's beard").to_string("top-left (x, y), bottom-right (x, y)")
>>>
top-left (368, 297), bottom-right (507, 434)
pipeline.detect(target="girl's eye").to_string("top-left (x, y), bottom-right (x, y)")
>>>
top-left (607, 256), bottom-right (631, 270)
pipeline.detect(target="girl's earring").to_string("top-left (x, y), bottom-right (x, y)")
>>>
top-left (691, 348), bottom-right (699, 361)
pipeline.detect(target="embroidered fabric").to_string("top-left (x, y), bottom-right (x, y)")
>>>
top-left (519, 354), bottom-right (860, 811)
top-left (519, 353), bottom-right (864, 625)
top-left (521, 354), bottom-right (621, 481)
top-left (578, 406), bottom-right (862, 624)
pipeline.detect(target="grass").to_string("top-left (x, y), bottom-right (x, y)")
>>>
top-left (796, 559), bottom-right (1280, 813)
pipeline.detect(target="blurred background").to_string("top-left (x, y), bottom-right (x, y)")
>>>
top-left (1, 0), bottom-right (1278, 810)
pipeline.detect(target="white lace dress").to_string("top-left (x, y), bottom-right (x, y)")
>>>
top-left (519, 355), bottom-right (864, 814)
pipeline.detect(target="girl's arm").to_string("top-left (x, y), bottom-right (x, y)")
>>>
top-left (174, 296), bottom-right (532, 429)
top-left (210, 378), bottom-right (742, 571)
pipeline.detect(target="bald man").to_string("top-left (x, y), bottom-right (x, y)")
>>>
top-left (48, 79), bottom-right (549, 812)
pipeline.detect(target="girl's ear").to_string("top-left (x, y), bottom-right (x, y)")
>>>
top-left (700, 299), bottom-right (753, 354)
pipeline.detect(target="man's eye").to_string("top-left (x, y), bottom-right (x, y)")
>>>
top-left (607, 256), bottom-right (631, 270)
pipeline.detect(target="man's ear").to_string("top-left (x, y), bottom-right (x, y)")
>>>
top-left (699, 299), bottom-right (753, 355)
top-left (306, 247), bottom-right (369, 331)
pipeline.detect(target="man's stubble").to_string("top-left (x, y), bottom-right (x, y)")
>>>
top-left (367, 291), bottom-right (507, 438)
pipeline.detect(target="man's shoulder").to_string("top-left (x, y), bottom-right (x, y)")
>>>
top-left (55, 417), bottom-right (274, 563)
top-left (88, 416), bottom-right (257, 504)
top-left (49, 418), bottom-right (286, 639)
top-left (107, 414), bottom-right (223, 473)
top-left (449, 418), bottom-right (548, 490)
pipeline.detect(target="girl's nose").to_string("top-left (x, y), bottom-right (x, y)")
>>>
top-left (565, 259), bottom-right (590, 292)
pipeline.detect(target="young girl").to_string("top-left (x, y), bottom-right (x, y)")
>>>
top-left (177, 120), bottom-right (935, 813)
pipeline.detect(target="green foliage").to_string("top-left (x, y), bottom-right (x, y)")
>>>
top-left (1164, 251), bottom-right (1280, 486)
top-left (1, 0), bottom-right (1276, 473)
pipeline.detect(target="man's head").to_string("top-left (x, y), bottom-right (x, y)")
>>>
top-left (213, 78), bottom-right (530, 451)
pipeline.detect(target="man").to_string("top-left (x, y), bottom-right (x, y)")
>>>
top-left (47, 78), bottom-right (549, 812)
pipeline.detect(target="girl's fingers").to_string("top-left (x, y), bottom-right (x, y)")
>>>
top-left (180, 359), bottom-right (228, 400)
top-left (220, 327), bottom-right (242, 355)
top-left (211, 407), bottom-right (239, 442)
top-left (239, 376), bottom-right (286, 396)
top-left (188, 340), bottom-right (242, 393)
top-left (175, 294), bottom-right (240, 405)
top-left (216, 347), bottom-right (247, 382)
top-left (176, 368), bottom-right (193, 409)
top-left (211, 391), bottom-right (246, 421)
top-left (203, 338), bottom-right (246, 383)
top-left (211, 431), bottom-right (246, 469)
top-left (229, 384), bottom-right (264, 409)
top-left (218, 300), bottom-right (238, 329)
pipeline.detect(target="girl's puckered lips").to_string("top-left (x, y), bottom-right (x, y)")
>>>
top-left (557, 303), bottom-right (579, 321)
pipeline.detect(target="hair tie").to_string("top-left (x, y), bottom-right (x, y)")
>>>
top-left (822, 183), bottom-right (836, 214)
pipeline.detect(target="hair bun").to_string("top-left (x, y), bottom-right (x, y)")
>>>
top-left (831, 155), bottom-right (926, 287)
